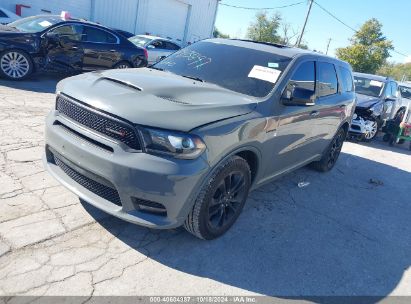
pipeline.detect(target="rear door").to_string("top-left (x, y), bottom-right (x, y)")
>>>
top-left (311, 61), bottom-right (348, 154)
top-left (80, 25), bottom-right (121, 70)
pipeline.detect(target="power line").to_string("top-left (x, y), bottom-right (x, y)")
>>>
top-left (313, 0), bottom-right (408, 57)
top-left (313, 1), bottom-right (357, 33)
top-left (219, 2), bottom-right (304, 10)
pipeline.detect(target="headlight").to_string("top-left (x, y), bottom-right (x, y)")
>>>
top-left (140, 127), bottom-right (206, 159)
top-left (370, 103), bottom-right (383, 114)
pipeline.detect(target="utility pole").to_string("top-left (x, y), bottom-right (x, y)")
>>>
top-left (296, 0), bottom-right (314, 47)
top-left (325, 38), bottom-right (331, 55)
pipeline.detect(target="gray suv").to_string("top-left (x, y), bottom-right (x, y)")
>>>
top-left (44, 39), bottom-right (355, 239)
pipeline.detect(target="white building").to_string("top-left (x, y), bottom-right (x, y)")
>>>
top-left (1, 0), bottom-right (219, 44)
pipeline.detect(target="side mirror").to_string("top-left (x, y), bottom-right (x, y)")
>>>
top-left (385, 96), bottom-right (396, 102)
top-left (147, 44), bottom-right (155, 49)
top-left (282, 87), bottom-right (315, 106)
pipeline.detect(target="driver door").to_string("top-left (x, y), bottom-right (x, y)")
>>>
top-left (44, 24), bottom-right (84, 72)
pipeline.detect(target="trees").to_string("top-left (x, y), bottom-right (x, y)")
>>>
top-left (378, 62), bottom-right (411, 81)
top-left (336, 18), bottom-right (393, 74)
top-left (246, 11), bottom-right (307, 48)
top-left (246, 11), bottom-right (282, 43)
top-left (213, 28), bottom-right (230, 39)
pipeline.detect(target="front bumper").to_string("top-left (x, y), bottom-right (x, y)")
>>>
top-left (44, 110), bottom-right (210, 229)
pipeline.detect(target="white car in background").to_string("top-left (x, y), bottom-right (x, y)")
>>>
top-left (0, 7), bottom-right (20, 25)
top-left (128, 34), bottom-right (181, 65)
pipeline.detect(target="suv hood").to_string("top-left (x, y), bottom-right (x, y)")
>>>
top-left (355, 93), bottom-right (381, 109)
top-left (56, 68), bottom-right (257, 132)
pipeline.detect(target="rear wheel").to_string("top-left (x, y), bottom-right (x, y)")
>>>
top-left (114, 61), bottom-right (132, 69)
top-left (311, 127), bottom-right (346, 172)
top-left (184, 156), bottom-right (251, 240)
top-left (0, 50), bottom-right (33, 80)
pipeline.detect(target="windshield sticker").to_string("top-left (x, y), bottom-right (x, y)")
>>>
top-left (268, 62), bottom-right (279, 68)
top-left (248, 65), bottom-right (281, 84)
top-left (39, 20), bottom-right (53, 27)
top-left (370, 80), bottom-right (383, 87)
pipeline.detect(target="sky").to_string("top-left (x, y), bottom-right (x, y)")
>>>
top-left (215, 0), bottom-right (411, 63)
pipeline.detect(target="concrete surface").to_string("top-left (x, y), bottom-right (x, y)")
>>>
top-left (0, 74), bottom-right (410, 298)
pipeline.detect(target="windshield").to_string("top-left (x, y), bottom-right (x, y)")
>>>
top-left (129, 36), bottom-right (151, 47)
top-left (152, 40), bottom-right (291, 97)
top-left (400, 85), bottom-right (411, 99)
top-left (8, 16), bottom-right (62, 33)
top-left (354, 76), bottom-right (384, 97)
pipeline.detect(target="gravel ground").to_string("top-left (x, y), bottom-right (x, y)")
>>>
top-left (0, 74), bottom-right (410, 298)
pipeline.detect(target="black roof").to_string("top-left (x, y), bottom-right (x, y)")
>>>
top-left (208, 38), bottom-right (349, 67)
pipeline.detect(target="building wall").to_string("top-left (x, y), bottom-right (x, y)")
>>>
top-left (0, 0), bottom-right (218, 43)
top-left (0, 0), bottom-right (92, 19)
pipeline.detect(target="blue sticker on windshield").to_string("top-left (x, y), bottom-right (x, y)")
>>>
top-left (268, 62), bottom-right (279, 68)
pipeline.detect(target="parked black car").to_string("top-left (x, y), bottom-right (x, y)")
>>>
top-left (0, 15), bottom-right (147, 80)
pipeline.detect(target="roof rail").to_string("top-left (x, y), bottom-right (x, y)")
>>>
top-left (230, 39), bottom-right (288, 48)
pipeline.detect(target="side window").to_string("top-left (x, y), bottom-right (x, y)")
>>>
top-left (150, 40), bottom-right (165, 49)
top-left (285, 61), bottom-right (315, 98)
top-left (384, 82), bottom-right (393, 97)
top-left (82, 26), bottom-right (117, 43)
top-left (317, 62), bottom-right (338, 97)
top-left (0, 10), bottom-right (8, 18)
top-left (50, 25), bottom-right (82, 41)
top-left (339, 66), bottom-right (354, 92)
top-left (391, 82), bottom-right (399, 97)
top-left (165, 42), bottom-right (180, 50)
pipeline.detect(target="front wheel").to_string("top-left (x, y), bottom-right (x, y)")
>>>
top-left (0, 50), bottom-right (33, 80)
top-left (363, 119), bottom-right (379, 142)
top-left (311, 127), bottom-right (346, 172)
top-left (184, 156), bottom-right (251, 240)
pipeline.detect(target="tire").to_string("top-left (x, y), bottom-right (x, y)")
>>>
top-left (184, 156), bottom-right (251, 240)
top-left (398, 139), bottom-right (405, 145)
top-left (311, 127), bottom-right (346, 172)
top-left (113, 61), bottom-right (132, 69)
top-left (0, 49), bottom-right (33, 80)
top-left (363, 119), bottom-right (379, 142)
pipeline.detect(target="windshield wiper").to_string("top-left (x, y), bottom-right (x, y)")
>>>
top-left (180, 75), bottom-right (205, 82)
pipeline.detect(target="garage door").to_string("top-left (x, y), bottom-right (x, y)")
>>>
top-left (145, 0), bottom-right (189, 42)
top-left (93, 0), bottom-right (139, 33)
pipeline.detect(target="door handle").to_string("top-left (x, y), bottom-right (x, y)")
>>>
top-left (310, 111), bottom-right (319, 117)
top-left (71, 46), bottom-right (78, 50)
top-left (109, 50), bottom-right (117, 52)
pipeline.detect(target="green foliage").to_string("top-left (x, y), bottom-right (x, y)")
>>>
top-left (378, 62), bottom-right (411, 81)
top-left (336, 18), bottom-right (393, 74)
top-left (213, 28), bottom-right (230, 39)
top-left (246, 12), bottom-right (282, 43)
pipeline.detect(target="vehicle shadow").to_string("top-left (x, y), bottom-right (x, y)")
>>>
top-left (0, 72), bottom-right (69, 94)
top-left (82, 152), bottom-right (411, 299)
top-left (348, 134), bottom-right (411, 155)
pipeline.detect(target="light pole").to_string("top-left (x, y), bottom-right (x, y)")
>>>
top-left (296, 0), bottom-right (314, 47)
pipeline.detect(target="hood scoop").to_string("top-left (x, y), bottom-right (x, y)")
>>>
top-left (156, 95), bottom-right (190, 105)
top-left (99, 77), bottom-right (142, 92)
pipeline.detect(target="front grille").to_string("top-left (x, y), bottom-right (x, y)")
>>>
top-left (56, 95), bottom-right (141, 150)
top-left (53, 153), bottom-right (122, 206)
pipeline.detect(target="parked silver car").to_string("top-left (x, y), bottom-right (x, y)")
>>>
top-left (128, 34), bottom-right (181, 65)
